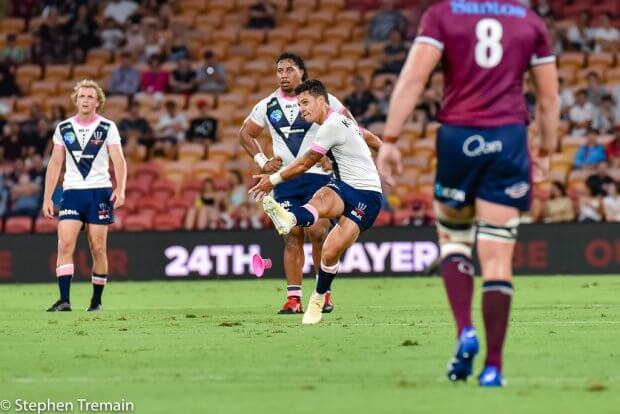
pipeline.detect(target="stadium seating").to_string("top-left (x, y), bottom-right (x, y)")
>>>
top-left (5, 217), bottom-right (33, 234)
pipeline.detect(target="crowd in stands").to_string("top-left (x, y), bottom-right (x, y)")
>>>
top-left (0, 0), bottom-right (619, 232)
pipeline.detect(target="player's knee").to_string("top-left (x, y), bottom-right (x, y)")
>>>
top-left (435, 212), bottom-right (475, 259)
top-left (320, 244), bottom-right (341, 266)
top-left (306, 223), bottom-right (328, 245)
top-left (477, 217), bottom-right (519, 245)
top-left (90, 242), bottom-right (107, 259)
top-left (57, 238), bottom-right (75, 256)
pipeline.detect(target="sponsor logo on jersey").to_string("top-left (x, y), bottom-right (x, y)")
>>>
top-left (504, 181), bottom-right (530, 199)
top-left (435, 183), bottom-right (466, 202)
top-left (269, 109), bottom-right (283, 123)
top-left (351, 202), bottom-right (367, 220)
top-left (63, 132), bottom-right (76, 145)
top-left (462, 135), bottom-right (503, 157)
top-left (59, 209), bottom-right (79, 217)
top-left (91, 131), bottom-right (104, 145)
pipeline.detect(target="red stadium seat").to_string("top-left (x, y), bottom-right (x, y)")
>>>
top-left (151, 180), bottom-right (177, 199)
top-left (133, 162), bottom-right (160, 183)
top-left (373, 210), bottom-right (393, 227)
top-left (393, 209), bottom-right (413, 226)
top-left (123, 214), bottom-right (154, 232)
top-left (153, 213), bottom-right (184, 231)
top-left (34, 217), bottom-right (58, 234)
top-left (138, 196), bottom-right (168, 214)
top-left (5, 216), bottom-right (33, 234)
top-left (125, 180), bottom-right (151, 198)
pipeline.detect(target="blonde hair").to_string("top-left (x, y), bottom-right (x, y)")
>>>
top-left (71, 79), bottom-right (106, 113)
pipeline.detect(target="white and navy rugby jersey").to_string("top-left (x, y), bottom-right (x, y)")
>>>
top-left (52, 115), bottom-right (122, 190)
top-left (247, 88), bottom-right (346, 175)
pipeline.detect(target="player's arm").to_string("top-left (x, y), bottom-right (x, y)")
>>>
top-left (239, 117), bottom-right (282, 173)
top-left (109, 144), bottom-right (127, 208)
top-left (360, 127), bottom-right (382, 152)
top-left (42, 144), bottom-right (65, 219)
top-left (530, 63), bottom-right (560, 158)
top-left (249, 149), bottom-right (323, 199)
top-left (378, 43), bottom-right (441, 185)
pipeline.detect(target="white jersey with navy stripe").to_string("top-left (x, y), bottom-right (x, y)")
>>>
top-left (311, 112), bottom-right (382, 193)
top-left (248, 88), bottom-right (345, 175)
top-left (52, 115), bottom-right (122, 190)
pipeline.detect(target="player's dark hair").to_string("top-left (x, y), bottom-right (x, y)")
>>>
top-left (276, 52), bottom-right (308, 81)
top-left (294, 79), bottom-right (328, 101)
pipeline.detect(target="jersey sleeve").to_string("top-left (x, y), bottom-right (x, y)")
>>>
top-left (310, 120), bottom-right (345, 155)
top-left (107, 122), bottom-right (122, 145)
top-left (414, 6), bottom-right (444, 51)
top-left (247, 98), bottom-right (267, 127)
top-left (52, 124), bottom-right (63, 146)
top-left (530, 17), bottom-right (556, 66)
top-left (328, 94), bottom-right (345, 114)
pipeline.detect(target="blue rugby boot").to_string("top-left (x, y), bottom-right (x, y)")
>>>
top-left (447, 327), bottom-right (479, 381)
top-left (478, 365), bottom-right (505, 387)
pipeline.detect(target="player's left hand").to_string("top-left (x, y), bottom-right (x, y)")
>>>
top-left (110, 188), bottom-right (125, 208)
top-left (249, 174), bottom-right (274, 201)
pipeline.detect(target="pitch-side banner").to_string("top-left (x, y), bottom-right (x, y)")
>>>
top-left (0, 224), bottom-right (619, 283)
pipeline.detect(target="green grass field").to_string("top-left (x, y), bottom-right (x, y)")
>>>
top-left (0, 276), bottom-right (618, 414)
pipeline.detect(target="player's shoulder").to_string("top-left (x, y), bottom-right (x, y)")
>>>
top-left (327, 93), bottom-right (341, 105)
top-left (97, 115), bottom-right (118, 127)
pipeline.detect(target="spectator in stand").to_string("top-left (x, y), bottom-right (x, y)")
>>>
top-left (168, 24), bottom-right (192, 62)
top-left (544, 17), bottom-right (564, 55)
top-left (27, 154), bottom-right (45, 185)
top-left (591, 13), bottom-right (619, 53)
top-left (125, 23), bottom-right (146, 56)
top-left (566, 11), bottom-right (594, 52)
top-left (20, 103), bottom-right (46, 143)
top-left (366, 0), bottom-right (406, 43)
top-left (363, 79), bottom-right (394, 124)
top-left (558, 77), bottom-right (574, 120)
top-left (0, 34), bottom-right (28, 67)
top-left (232, 201), bottom-right (262, 229)
top-left (65, 4), bottom-right (99, 63)
top-left (10, 0), bottom-right (38, 22)
top-left (36, 7), bottom-right (68, 64)
top-left (569, 89), bottom-right (595, 136)
top-left (607, 129), bottom-right (620, 168)
top-left (100, 17), bottom-right (125, 52)
top-left (227, 170), bottom-right (246, 209)
top-left (103, 0), bottom-right (139, 26)
top-left (0, 64), bottom-right (20, 97)
top-left (9, 172), bottom-right (41, 217)
top-left (535, 0), bottom-right (552, 18)
top-left (108, 50), bottom-right (141, 96)
top-left (585, 71), bottom-right (607, 106)
top-left (573, 132), bottom-right (607, 169)
top-left (141, 25), bottom-right (167, 62)
top-left (140, 54), bottom-right (169, 95)
top-left (196, 50), bottom-right (227, 93)
top-left (245, 1), bottom-right (276, 29)
top-left (375, 29), bottom-right (409, 75)
top-left (119, 101), bottom-right (151, 143)
top-left (0, 174), bottom-right (8, 218)
top-left (409, 199), bottom-right (433, 227)
top-left (602, 181), bottom-right (620, 222)
top-left (188, 99), bottom-right (218, 142)
top-left (344, 75), bottom-right (377, 120)
top-left (184, 178), bottom-right (225, 230)
top-left (593, 95), bottom-right (620, 134)
top-left (170, 57), bottom-right (197, 95)
top-left (1, 121), bottom-right (23, 162)
top-left (543, 181), bottom-right (575, 223)
top-left (49, 105), bottom-right (66, 128)
top-left (578, 182), bottom-right (603, 223)
top-left (24, 119), bottom-right (52, 157)
top-left (152, 100), bottom-right (188, 159)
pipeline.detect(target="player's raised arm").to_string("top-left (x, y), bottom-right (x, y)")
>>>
top-left (530, 63), bottom-right (560, 159)
top-left (377, 43), bottom-right (441, 185)
top-left (42, 144), bottom-right (65, 219)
